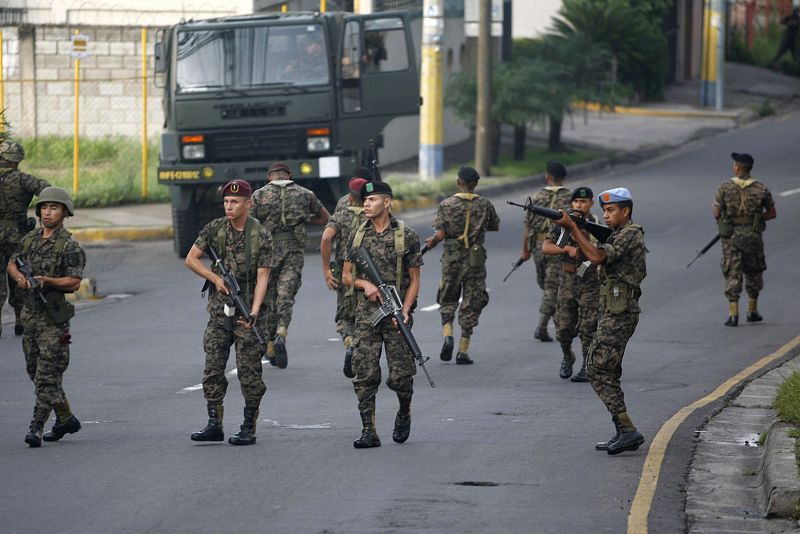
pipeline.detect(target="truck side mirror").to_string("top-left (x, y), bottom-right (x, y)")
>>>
top-left (154, 42), bottom-right (166, 74)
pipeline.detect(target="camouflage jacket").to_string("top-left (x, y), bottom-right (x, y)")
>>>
top-left (714, 177), bottom-right (774, 234)
top-left (598, 220), bottom-right (647, 310)
top-left (345, 217), bottom-right (423, 320)
top-left (432, 192), bottom-right (500, 247)
top-left (194, 217), bottom-right (273, 317)
top-left (0, 168), bottom-right (50, 244)
top-left (326, 194), bottom-right (365, 264)
top-left (250, 180), bottom-right (324, 248)
top-left (11, 226), bottom-right (86, 310)
top-left (524, 186), bottom-right (571, 245)
top-left (546, 212), bottom-right (600, 268)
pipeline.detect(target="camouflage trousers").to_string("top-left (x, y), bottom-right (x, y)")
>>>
top-left (202, 317), bottom-right (266, 406)
top-left (20, 307), bottom-right (71, 411)
top-left (0, 242), bottom-right (23, 322)
top-left (554, 271), bottom-right (600, 364)
top-left (586, 308), bottom-right (639, 416)
top-left (533, 246), bottom-right (561, 317)
top-left (351, 317), bottom-right (416, 417)
top-left (265, 245), bottom-right (305, 337)
top-left (332, 262), bottom-right (356, 341)
top-left (721, 234), bottom-right (765, 301)
top-left (437, 249), bottom-right (489, 338)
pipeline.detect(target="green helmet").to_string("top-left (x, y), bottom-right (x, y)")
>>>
top-left (0, 140), bottom-right (25, 163)
top-left (36, 186), bottom-right (75, 217)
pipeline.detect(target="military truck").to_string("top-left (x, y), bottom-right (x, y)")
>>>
top-left (155, 11), bottom-right (419, 256)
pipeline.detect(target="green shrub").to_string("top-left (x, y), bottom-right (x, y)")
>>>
top-left (729, 23), bottom-right (800, 77)
top-left (775, 371), bottom-right (800, 425)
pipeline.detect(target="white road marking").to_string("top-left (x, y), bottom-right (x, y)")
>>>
top-left (178, 357), bottom-right (272, 393)
top-left (328, 337), bottom-right (340, 341)
top-left (419, 289), bottom-right (491, 312)
top-left (261, 418), bottom-right (332, 429)
top-left (779, 187), bottom-right (800, 197)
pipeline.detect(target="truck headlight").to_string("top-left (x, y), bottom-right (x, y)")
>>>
top-left (181, 134), bottom-right (205, 160)
top-left (307, 136), bottom-right (330, 153)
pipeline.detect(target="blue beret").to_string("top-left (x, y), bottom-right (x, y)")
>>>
top-left (361, 180), bottom-right (393, 198)
top-left (598, 187), bottom-right (632, 205)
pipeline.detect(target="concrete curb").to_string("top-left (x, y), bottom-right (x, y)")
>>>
top-left (577, 101), bottom-right (746, 120)
top-left (70, 226), bottom-right (173, 243)
top-left (758, 421), bottom-right (800, 517)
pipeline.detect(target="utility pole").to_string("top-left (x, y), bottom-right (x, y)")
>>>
top-left (419, 0), bottom-right (445, 180)
top-left (474, 0), bottom-right (491, 177)
top-left (700, 0), bottom-right (725, 109)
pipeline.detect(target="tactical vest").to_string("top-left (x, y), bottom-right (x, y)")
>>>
top-left (211, 216), bottom-right (261, 304)
top-left (268, 180), bottom-right (305, 242)
top-left (598, 223), bottom-right (644, 314)
top-left (21, 228), bottom-right (75, 324)
top-left (350, 219), bottom-right (405, 292)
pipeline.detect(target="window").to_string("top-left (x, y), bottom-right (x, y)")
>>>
top-left (363, 18), bottom-right (408, 73)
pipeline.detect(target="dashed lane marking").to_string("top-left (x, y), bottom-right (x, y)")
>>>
top-left (779, 187), bottom-right (800, 198)
top-left (627, 334), bottom-right (800, 533)
top-left (178, 357), bottom-right (270, 393)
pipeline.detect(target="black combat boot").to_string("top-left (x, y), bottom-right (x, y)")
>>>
top-left (570, 365), bottom-right (589, 383)
top-left (724, 315), bottom-right (739, 327)
top-left (595, 415), bottom-right (622, 451)
top-left (273, 335), bottom-right (288, 369)
top-left (343, 346), bottom-right (355, 378)
top-left (606, 412), bottom-right (645, 455)
top-left (228, 407), bottom-right (258, 446)
top-left (191, 404), bottom-right (224, 442)
top-left (25, 407), bottom-right (50, 448)
top-left (455, 352), bottom-right (473, 365)
top-left (747, 312), bottom-right (763, 322)
top-left (353, 411), bottom-right (381, 449)
top-left (559, 344), bottom-right (575, 379)
top-left (393, 397), bottom-right (411, 444)
top-left (43, 400), bottom-right (81, 442)
top-left (534, 316), bottom-right (553, 342)
top-left (440, 336), bottom-right (454, 361)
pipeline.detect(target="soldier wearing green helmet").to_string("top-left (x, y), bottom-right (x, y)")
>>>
top-left (7, 186), bottom-right (86, 448)
top-left (0, 140), bottom-right (50, 338)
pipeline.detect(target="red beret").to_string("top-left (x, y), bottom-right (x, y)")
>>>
top-left (221, 179), bottom-right (252, 198)
top-left (268, 162), bottom-right (291, 174)
top-left (349, 177), bottom-right (368, 193)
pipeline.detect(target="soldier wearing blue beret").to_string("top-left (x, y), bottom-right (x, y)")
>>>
top-left (554, 187), bottom-right (647, 455)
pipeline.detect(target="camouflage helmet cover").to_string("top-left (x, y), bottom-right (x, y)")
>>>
top-left (0, 140), bottom-right (24, 162)
top-left (36, 186), bottom-right (75, 216)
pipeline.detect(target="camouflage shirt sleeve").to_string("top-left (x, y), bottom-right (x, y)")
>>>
top-left (62, 239), bottom-right (86, 279)
top-left (326, 205), bottom-right (344, 234)
top-left (193, 220), bottom-right (219, 253)
top-left (762, 186), bottom-right (775, 211)
top-left (486, 200), bottom-right (500, 231)
top-left (713, 183), bottom-right (725, 209)
top-left (257, 225), bottom-right (273, 269)
top-left (601, 224), bottom-right (641, 266)
top-left (432, 203), bottom-right (447, 233)
top-left (19, 171), bottom-right (51, 195)
top-left (307, 189), bottom-right (324, 216)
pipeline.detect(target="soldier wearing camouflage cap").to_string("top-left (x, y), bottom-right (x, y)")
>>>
top-left (250, 162), bottom-right (330, 369)
top-left (7, 186), bottom-right (86, 447)
top-left (0, 140), bottom-right (50, 338)
top-left (424, 166), bottom-right (500, 365)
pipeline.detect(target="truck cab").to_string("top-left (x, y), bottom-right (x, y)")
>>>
top-left (155, 11), bottom-right (419, 256)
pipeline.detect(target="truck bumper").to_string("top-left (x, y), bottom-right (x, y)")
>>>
top-left (157, 155), bottom-right (358, 185)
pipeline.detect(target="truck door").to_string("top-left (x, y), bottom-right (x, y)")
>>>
top-left (337, 13), bottom-right (419, 147)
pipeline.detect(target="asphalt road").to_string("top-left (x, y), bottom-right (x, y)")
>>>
top-left (1, 112), bottom-right (799, 534)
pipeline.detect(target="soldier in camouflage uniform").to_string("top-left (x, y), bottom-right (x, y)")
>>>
top-left (185, 179), bottom-right (273, 446)
top-left (0, 140), bottom-right (50, 338)
top-left (714, 153), bottom-right (776, 326)
top-left (554, 187), bottom-right (646, 455)
top-left (342, 181), bottom-right (423, 449)
top-left (251, 162), bottom-right (329, 368)
top-left (520, 161), bottom-right (571, 342)
top-left (542, 186), bottom-right (600, 382)
top-left (8, 187), bottom-right (85, 448)
top-left (424, 166), bottom-right (500, 365)
top-left (320, 170), bottom-right (370, 378)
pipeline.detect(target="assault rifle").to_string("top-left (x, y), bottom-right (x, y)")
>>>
top-left (206, 244), bottom-right (267, 354)
top-left (507, 199), bottom-right (613, 246)
top-left (686, 233), bottom-right (721, 268)
top-left (14, 256), bottom-right (49, 308)
top-left (368, 138), bottom-right (382, 182)
top-left (502, 257), bottom-right (525, 282)
top-left (353, 247), bottom-right (435, 388)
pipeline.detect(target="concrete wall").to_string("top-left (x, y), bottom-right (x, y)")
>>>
top-left (512, 0), bottom-right (561, 38)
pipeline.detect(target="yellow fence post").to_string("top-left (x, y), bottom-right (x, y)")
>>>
top-left (281, 4), bottom-right (288, 13)
top-left (141, 28), bottom-right (148, 199)
top-left (320, 0), bottom-right (326, 13)
top-left (0, 30), bottom-right (5, 134)
top-left (73, 48), bottom-right (80, 196)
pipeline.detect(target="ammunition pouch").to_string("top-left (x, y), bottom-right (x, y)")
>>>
top-left (717, 217), bottom-right (733, 238)
top-left (600, 281), bottom-right (637, 314)
top-left (41, 291), bottom-right (75, 325)
top-left (467, 244), bottom-right (486, 268)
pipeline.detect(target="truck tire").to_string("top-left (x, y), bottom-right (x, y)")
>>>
top-left (172, 203), bottom-right (198, 258)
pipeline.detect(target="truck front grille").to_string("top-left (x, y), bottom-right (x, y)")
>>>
top-left (205, 129), bottom-right (301, 162)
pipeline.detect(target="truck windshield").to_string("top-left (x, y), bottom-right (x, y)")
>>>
top-left (176, 24), bottom-right (329, 93)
